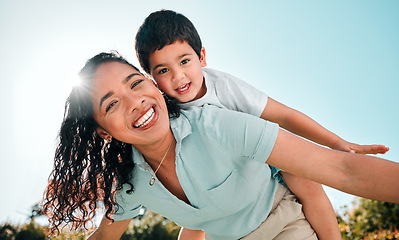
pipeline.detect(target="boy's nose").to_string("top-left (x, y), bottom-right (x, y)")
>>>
top-left (172, 69), bottom-right (185, 82)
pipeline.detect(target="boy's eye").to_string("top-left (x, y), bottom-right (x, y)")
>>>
top-left (158, 68), bottom-right (169, 74)
top-left (106, 101), bottom-right (117, 112)
top-left (131, 79), bottom-right (143, 89)
top-left (181, 59), bottom-right (189, 65)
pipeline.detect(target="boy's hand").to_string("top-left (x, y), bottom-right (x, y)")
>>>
top-left (332, 139), bottom-right (389, 155)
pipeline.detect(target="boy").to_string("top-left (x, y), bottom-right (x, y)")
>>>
top-left (135, 9), bottom-right (389, 240)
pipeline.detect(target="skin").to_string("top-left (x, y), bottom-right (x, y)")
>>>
top-left (91, 62), bottom-right (171, 147)
top-left (148, 40), bottom-right (207, 103)
top-left (92, 62), bottom-right (190, 205)
top-left (89, 61), bottom-right (193, 240)
top-left (87, 61), bottom-right (399, 240)
top-left (147, 40), bottom-right (388, 240)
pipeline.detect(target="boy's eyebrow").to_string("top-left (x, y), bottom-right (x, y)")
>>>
top-left (179, 53), bottom-right (190, 59)
top-left (151, 63), bottom-right (164, 73)
top-left (99, 73), bottom-right (141, 110)
top-left (151, 53), bottom-right (192, 73)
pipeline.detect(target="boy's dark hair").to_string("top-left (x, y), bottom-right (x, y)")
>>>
top-left (135, 9), bottom-right (202, 74)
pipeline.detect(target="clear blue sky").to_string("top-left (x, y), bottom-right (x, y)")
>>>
top-left (1, 0), bottom-right (398, 224)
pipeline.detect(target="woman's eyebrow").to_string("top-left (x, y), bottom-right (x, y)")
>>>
top-left (99, 91), bottom-right (114, 110)
top-left (99, 73), bottom-right (141, 110)
top-left (123, 73), bottom-right (141, 84)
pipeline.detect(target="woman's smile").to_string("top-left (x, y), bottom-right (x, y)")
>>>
top-left (133, 105), bottom-right (156, 129)
top-left (91, 61), bottom-right (170, 145)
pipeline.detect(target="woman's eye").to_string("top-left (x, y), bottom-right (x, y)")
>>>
top-left (158, 68), bottom-right (169, 74)
top-left (181, 59), bottom-right (189, 65)
top-left (106, 101), bottom-right (117, 112)
top-left (131, 80), bottom-right (143, 89)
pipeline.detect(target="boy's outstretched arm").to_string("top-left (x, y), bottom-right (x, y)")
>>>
top-left (267, 129), bottom-right (399, 203)
top-left (262, 97), bottom-right (389, 154)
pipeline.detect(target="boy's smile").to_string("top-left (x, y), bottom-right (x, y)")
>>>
top-left (148, 40), bottom-right (207, 103)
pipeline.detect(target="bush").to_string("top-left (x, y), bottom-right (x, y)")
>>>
top-left (0, 223), bottom-right (17, 240)
top-left (339, 198), bottom-right (399, 239)
top-left (0, 209), bottom-right (180, 240)
top-left (0, 221), bottom-right (46, 240)
top-left (121, 209), bottom-right (180, 240)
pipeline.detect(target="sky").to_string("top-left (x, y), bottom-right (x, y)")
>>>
top-left (1, 0), bottom-right (398, 225)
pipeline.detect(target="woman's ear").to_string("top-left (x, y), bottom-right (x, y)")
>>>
top-left (96, 128), bottom-right (112, 141)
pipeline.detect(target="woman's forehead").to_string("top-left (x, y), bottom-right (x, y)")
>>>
top-left (90, 62), bottom-right (136, 105)
top-left (93, 62), bottom-right (139, 83)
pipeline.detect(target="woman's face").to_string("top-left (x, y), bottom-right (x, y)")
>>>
top-left (90, 61), bottom-right (170, 146)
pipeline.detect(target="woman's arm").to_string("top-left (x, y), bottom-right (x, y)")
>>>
top-left (87, 216), bottom-right (131, 240)
top-left (267, 129), bottom-right (399, 203)
top-left (178, 228), bottom-right (206, 240)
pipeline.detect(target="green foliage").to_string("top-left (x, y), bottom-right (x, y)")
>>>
top-left (7, 198), bottom-right (399, 240)
top-left (0, 209), bottom-right (179, 240)
top-left (339, 198), bottom-right (399, 239)
top-left (121, 209), bottom-right (180, 240)
top-left (0, 223), bottom-right (17, 240)
top-left (0, 221), bottom-right (46, 240)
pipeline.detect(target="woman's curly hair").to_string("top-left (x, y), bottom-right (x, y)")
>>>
top-left (42, 52), bottom-right (180, 234)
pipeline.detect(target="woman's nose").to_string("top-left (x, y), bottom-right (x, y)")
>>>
top-left (124, 94), bottom-right (145, 114)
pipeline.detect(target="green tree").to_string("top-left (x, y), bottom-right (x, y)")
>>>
top-left (340, 198), bottom-right (399, 239)
top-left (121, 209), bottom-right (180, 240)
top-left (14, 222), bottom-right (46, 240)
top-left (0, 223), bottom-right (17, 240)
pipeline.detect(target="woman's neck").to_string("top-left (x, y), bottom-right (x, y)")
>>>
top-left (135, 131), bottom-right (176, 165)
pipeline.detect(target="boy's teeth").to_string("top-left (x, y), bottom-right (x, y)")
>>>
top-left (178, 84), bottom-right (189, 91)
top-left (134, 107), bottom-right (155, 128)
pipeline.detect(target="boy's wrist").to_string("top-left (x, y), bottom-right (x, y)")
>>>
top-left (330, 137), bottom-right (344, 150)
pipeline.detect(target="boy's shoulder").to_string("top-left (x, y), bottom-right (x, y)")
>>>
top-left (201, 67), bottom-right (268, 117)
top-left (202, 67), bottom-right (235, 82)
top-left (202, 67), bottom-right (251, 89)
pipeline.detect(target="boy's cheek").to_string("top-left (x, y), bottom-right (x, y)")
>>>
top-left (155, 79), bottom-right (171, 91)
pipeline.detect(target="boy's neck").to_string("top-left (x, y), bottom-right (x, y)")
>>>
top-left (190, 76), bottom-right (207, 102)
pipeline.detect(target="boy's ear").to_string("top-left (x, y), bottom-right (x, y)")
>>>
top-left (96, 127), bottom-right (112, 141)
top-left (200, 47), bottom-right (207, 67)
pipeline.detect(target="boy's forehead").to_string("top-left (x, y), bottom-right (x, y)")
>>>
top-left (151, 41), bottom-right (195, 59)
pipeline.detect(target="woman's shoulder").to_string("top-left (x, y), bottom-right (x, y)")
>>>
top-left (179, 105), bottom-right (264, 137)
top-left (180, 104), bottom-right (235, 123)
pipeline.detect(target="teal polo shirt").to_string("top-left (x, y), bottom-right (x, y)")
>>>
top-left (114, 105), bottom-right (279, 240)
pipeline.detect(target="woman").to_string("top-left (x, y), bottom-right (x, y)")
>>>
top-left (43, 52), bottom-right (399, 240)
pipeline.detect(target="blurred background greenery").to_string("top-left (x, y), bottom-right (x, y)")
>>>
top-left (1, 198), bottom-right (398, 240)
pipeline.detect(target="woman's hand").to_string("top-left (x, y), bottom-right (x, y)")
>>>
top-left (87, 216), bottom-right (131, 240)
top-left (178, 228), bottom-right (206, 240)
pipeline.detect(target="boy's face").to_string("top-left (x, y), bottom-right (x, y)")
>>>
top-left (148, 40), bottom-right (207, 103)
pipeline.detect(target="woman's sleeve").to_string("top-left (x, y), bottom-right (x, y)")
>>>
top-left (201, 105), bottom-right (279, 163)
top-left (112, 188), bottom-right (144, 221)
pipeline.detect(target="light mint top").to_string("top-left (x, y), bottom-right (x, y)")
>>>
top-left (114, 105), bottom-right (279, 240)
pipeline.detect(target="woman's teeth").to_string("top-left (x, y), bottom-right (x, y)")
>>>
top-left (134, 107), bottom-right (155, 128)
